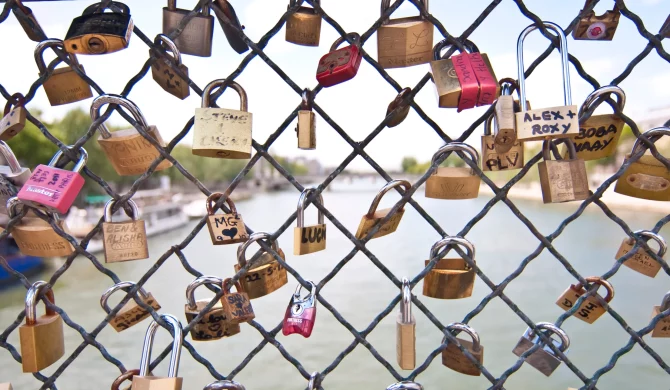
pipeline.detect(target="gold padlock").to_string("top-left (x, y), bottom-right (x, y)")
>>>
top-left (296, 89), bottom-right (316, 150)
top-left (194, 79), bottom-right (253, 159)
top-left (355, 179), bottom-right (410, 240)
top-left (185, 276), bottom-right (241, 340)
top-left (102, 199), bottom-right (149, 263)
top-left (423, 236), bottom-right (476, 299)
top-left (220, 278), bottom-right (256, 324)
top-left (425, 142), bottom-right (480, 199)
top-left (131, 314), bottom-right (184, 390)
top-left (385, 88), bottom-right (411, 128)
top-left (285, 0), bottom-right (322, 46)
top-left (234, 232), bottom-right (288, 299)
top-left (377, 0), bottom-right (433, 69)
top-left (396, 278), bottom-right (416, 370)
top-left (206, 192), bottom-right (248, 245)
top-left (0, 93), bottom-right (26, 141)
top-left (35, 39), bottom-right (93, 106)
top-left (616, 230), bottom-right (667, 278)
top-left (150, 34), bottom-right (190, 100)
top-left (538, 139), bottom-right (589, 204)
top-left (19, 281), bottom-right (65, 373)
top-left (556, 276), bottom-right (614, 324)
top-left (572, 0), bottom-right (620, 41)
top-left (100, 281), bottom-right (161, 332)
top-left (650, 291), bottom-right (670, 338)
top-left (111, 369), bottom-right (140, 390)
top-left (481, 113), bottom-right (524, 172)
top-left (294, 187), bottom-right (326, 255)
top-left (442, 322), bottom-right (484, 376)
top-left (492, 79), bottom-right (518, 153)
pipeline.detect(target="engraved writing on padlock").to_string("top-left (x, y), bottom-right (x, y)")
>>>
top-left (396, 278), bottom-right (415, 370)
top-left (102, 199), bottom-right (149, 263)
top-left (285, 0), bottom-right (322, 46)
top-left (423, 236), bottom-right (476, 299)
top-left (538, 139), bottom-right (589, 203)
top-left (294, 187), bottom-right (326, 255)
top-left (12, 0), bottom-right (47, 42)
top-left (512, 322), bottom-right (570, 376)
top-left (35, 39), bottom-right (93, 106)
top-left (442, 322), bottom-right (483, 376)
top-left (150, 34), bottom-right (190, 100)
top-left (220, 278), bottom-right (255, 324)
top-left (0, 142), bottom-right (31, 214)
top-left (131, 314), bottom-right (184, 390)
top-left (651, 291), bottom-right (670, 338)
top-left (482, 113), bottom-right (524, 172)
top-left (572, 0), bottom-right (620, 41)
top-left (297, 89), bottom-right (317, 149)
top-left (316, 33), bottom-right (363, 87)
top-left (234, 232), bottom-right (288, 299)
top-left (206, 192), bottom-right (248, 245)
top-left (0, 93), bottom-right (27, 141)
top-left (386, 88), bottom-right (411, 128)
top-left (425, 142), bottom-right (481, 199)
top-left (5, 198), bottom-right (75, 257)
top-left (100, 281), bottom-right (161, 332)
top-left (64, 1), bottom-right (133, 55)
top-left (163, 0), bottom-right (214, 57)
top-left (617, 230), bottom-right (667, 278)
top-left (556, 276), bottom-right (614, 324)
top-left (377, 0), bottom-right (433, 69)
top-left (185, 276), bottom-right (241, 340)
top-left (355, 179), bottom-right (410, 240)
top-left (282, 281), bottom-right (317, 338)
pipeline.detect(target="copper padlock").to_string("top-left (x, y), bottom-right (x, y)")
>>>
top-left (482, 113), bottom-right (524, 172)
top-left (185, 276), bottom-right (241, 340)
top-left (297, 89), bottom-right (316, 150)
top-left (12, 0), bottom-right (47, 42)
top-left (35, 39), bottom-right (93, 106)
top-left (425, 142), bottom-right (480, 199)
top-left (100, 281), bottom-right (161, 332)
top-left (102, 199), bottom-right (149, 263)
top-left (150, 34), bottom-right (190, 100)
top-left (512, 322), bottom-right (570, 376)
top-left (386, 88), bottom-right (411, 128)
top-left (423, 236), bottom-right (476, 299)
top-left (616, 230), bottom-right (667, 278)
top-left (204, 380), bottom-right (246, 390)
top-left (556, 276), bottom-right (614, 324)
top-left (234, 232), bottom-right (288, 299)
top-left (538, 139), bottom-right (589, 204)
top-left (377, 0), bottom-right (433, 69)
top-left (442, 322), bottom-right (483, 376)
top-left (0, 93), bottom-right (26, 141)
top-left (285, 0), bottom-right (322, 46)
top-left (221, 278), bottom-right (255, 324)
top-left (572, 0), bottom-right (620, 41)
top-left (294, 187), bottom-right (326, 255)
top-left (0, 141), bottom-right (31, 214)
top-left (206, 192), bottom-right (248, 245)
top-left (355, 179), bottom-right (410, 240)
top-left (396, 278), bottom-right (415, 370)
top-left (131, 314), bottom-right (184, 390)
top-left (650, 291), bottom-right (670, 338)
top-left (111, 369), bottom-right (140, 390)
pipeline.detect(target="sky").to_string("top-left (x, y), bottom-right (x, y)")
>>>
top-left (1, 0), bottom-right (669, 172)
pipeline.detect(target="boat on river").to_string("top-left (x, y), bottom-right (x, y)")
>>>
top-left (0, 238), bottom-right (45, 287)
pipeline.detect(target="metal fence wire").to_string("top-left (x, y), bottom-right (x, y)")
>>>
top-left (0, 0), bottom-right (669, 389)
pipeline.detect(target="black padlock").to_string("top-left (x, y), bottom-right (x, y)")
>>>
top-left (64, 1), bottom-right (133, 55)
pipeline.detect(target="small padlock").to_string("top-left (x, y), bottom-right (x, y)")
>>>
top-left (285, 0), bottom-right (322, 46)
top-left (0, 93), bottom-right (27, 141)
top-left (556, 276), bottom-right (614, 324)
top-left (204, 380), bottom-right (246, 390)
top-left (12, 0), bottom-right (47, 42)
top-left (0, 141), bottom-right (31, 214)
top-left (617, 230), bottom-right (667, 278)
top-left (355, 179), bottom-right (410, 240)
top-left (220, 278), bottom-right (255, 324)
top-left (35, 39), bottom-right (93, 106)
top-left (294, 187), bottom-right (326, 255)
top-left (538, 139), bottom-right (589, 203)
top-left (163, 0), bottom-right (214, 57)
top-left (482, 114), bottom-right (524, 172)
top-left (100, 281), bottom-right (161, 332)
top-left (19, 281), bottom-right (65, 373)
top-left (423, 236), bottom-right (476, 299)
top-left (296, 89), bottom-right (316, 150)
top-left (516, 22), bottom-right (579, 141)
top-left (283, 281), bottom-right (317, 338)
top-left (102, 199), bottom-right (149, 263)
top-left (442, 322), bottom-right (483, 376)
top-left (65, 1), bottom-right (133, 55)
top-left (512, 322), bottom-right (570, 376)
top-left (493, 79), bottom-right (518, 153)
top-left (194, 79), bottom-right (253, 159)
top-left (111, 369), bottom-right (140, 390)
top-left (234, 232), bottom-right (288, 299)
top-left (131, 314), bottom-right (184, 390)
top-left (210, 0), bottom-right (249, 54)
top-left (396, 278), bottom-right (415, 370)
top-left (206, 192), bottom-right (248, 245)
top-left (377, 0), bottom-right (433, 69)
top-left (387, 382), bottom-right (423, 390)
top-left (316, 33), bottom-right (363, 87)
top-left (573, 0), bottom-right (620, 41)
top-left (185, 276), bottom-right (241, 340)
top-left (425, 142), bottom-right (481, 199)
top-left (386, 88), bottom-right (411, 128)
top-left (150, 34), bottom-right (190, 100)
top-left (650, 291), bottom-right (670, 338)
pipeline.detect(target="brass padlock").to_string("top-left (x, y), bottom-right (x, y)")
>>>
top-left (651, 291), bottom-right (670, 338)
top-left (0, 93), bottom-right (27, 141)
top-left (204, 380), bottom-right (246, 390)
top-left (7, 197), bottom-right (75, 257)
top-left (131, 314), bottom-right (184, 390)
top-left (538, 139), bottom-right (589, 203)
top-left (65, 1), bottom-right (133, 55)
top-left (294, 187), bottom-right (326, 255)
top-left (386, 88), bottom-right (411, 128)
top-left (150, 34), bottom-right (190, 100)
top-left (556, 276), bottom-right (614, 324)
top-left (19, 281), bottom-right (65, 373)
top-left (12, 0), bottom-right (46, 42)
top-left (0, 141), bottom-right (31, 214)
top-left (102, 199), bottom-right (149, 263)
top-left (35, 39), bottom-right (93, 106)
top-left (297, 89), bottom-right (316, 150)
top-left (396, 278), bottom-right (415, 370)
top-left (516, 22), bottom-right (579, 141)
top-left (425, 142), bottom-right (481, 199)
top-left (206, 192), bottom-right (248, 245)
top-left (111, 369), bottom-right (140, 390)
top-left (100, 281), bottom-right (161, 332)
top-left (220, 278), bottom-right (256, 324)
top-left (617, 230), bottom-right (667, 278)
top-left (377, 0), bottom-right (433, 69)
top-left (493, 79), bottom-right (518, 153)
top-left (355, 179), bottom-right (410, 240)
top-left (211, 0), bottom-right (249, 54)
top-left (92, 94), bottom-right (172, 176)
top-left (234, 232), bottom-right (288, 299)
top-left (387, 382), bottom-right (423, 390)
top-left (512, 322), bottom-right (570, 376)
top-left (285, 0), bottom-right (322, 46)
top-left (185, 276), bottom-right (241, 340)
top-left (573, 0), bottom-right (620, 41)
top-left (423, 236), bottom-right (476, 299)
top-left (482, 113), bottom-right (524, 172)
top-left (163, 0), bottom-right (214, 57)
top-left (194, 79), bottom-right (253, 159)
top-left (442, 322), bottom-right (483, 376)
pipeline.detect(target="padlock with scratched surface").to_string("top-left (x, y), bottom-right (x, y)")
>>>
top-left (220, 278), bottom-right (255, 324)
top-left (0, 141), bottom-right (31, 214)
top-left (100, 281), bottom-right (161, 332)
top-left (206, 192), bottom-right (248, 245)
top-left (35, 39), bottom-right (92, 106)
top-left (481, 113), bottom-right (524, 172)
top-left (294, 187), bottom-right (326, 255)
top-left (377, 0), bottom-right (433, 69)
top-left (234, 232), bottom-right (287, 299)
top-left (386, 88), bottom-right (411, 128)
top-left (150, 34), bottom-right (190, 100)
top-left (572, 0), bottom-right (620, 41)
top-left (162, 0), bottom-right (214, 57)
top-left (512, 322), bottom-right (570, 376)
top-left (64, 1), bottom-right (133, 55)
top-left (316, 33), bottom-right (363, 87)
top-left (556, 276), bottom-right (614, 324)
top-left (538, 139), bottom-right (589, 203)
top-left (425, 142), bottom-right (481, 199)
top-left (185, 276), bottom-right (241, 340)
top-left (297, 89), bottom-right (316, 150)
top-left (12, 0), bottom-right (46, 42)
top-left (282, 281), bottom-right (317, 338)
top-left (285, 0), bottom-right (322, 46)
top-left (617, 230), bottom-right (667, 278)
top-left (131, 314), bottom-right (184, 390)
top-left (442, 322), bottom-right (484, 376)
top-left (423, 236), bottom-right (476, 299)
top-left (0, 93), bottom-right (26, 141)
top-left (355, 179), bottom-right (410, 240)
top-left (396, 278), bottom-right (415, 370)
top-left (102, 199), bottom-right (149, 263)
top-left (650, 291), bottom-right (670, 337)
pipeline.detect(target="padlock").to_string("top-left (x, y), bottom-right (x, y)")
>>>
top-left (512, 322), bottom-right (570, 376)
top-left (556, 276), bottom-right (614, 324)
top-left (355, 179), bottom-right (410, 240)
top-left (35, 39), bottom-right (93, 106)
top-left (234, 232), bottom-right (287, 299)
top-left (19, 281), bottom-right (65, 373)
top-left (316, 33), bottom-right (363, 88)
top-left (516, 22), bottom-right (579, 141)
top-left (573, 0), bottom-right (620, 41)
top-left (423, 236), bottom-right (476, 299)
top-left (0, 93), bottom-right (27, 141)
top-left (193, 79), bottom-right (253, 159)
top-left (396, 278), bottom-right (415, 370)
top-left (131, 314), bottom-right (184, 390)
top-left (294, 187), bottom-right (326, 255)
top-left (493, 79), bottom-right (518, 153)
top-left (282, 281), bottom-right (317, 338)
top-left (150, 34), bottom-right (190, 100)
top-left (482, 114), bottom-right (524, 172)
top-left (12, 0), bottom-right (46, 42)
top-left (651, 291), bottom-right (670, 337)
top-left (296, 89), bottom-right (316, 150)
top-left (617, 230), bottom-right (667, 278)
top-left (111, 369), bottom-right (140, 390)
top-left (538, 139), bottom-right (589, 204)
top-left (210, 0), bottom-right (249, 54)
top-left (387, 382), bottom-right (423, 390)
top-left (220, 278), bottom-right (255, 324)
top-left (425, 142), bottom-right (481, 199)
top-left (377, 0), bottom-right (433, 69)
top-left (614, 127), bottom-right (670, 201)
top-left (185, 276), bottom-right (241, 340)
top-left (204, 380), bottom-right (246, 390)
top-left (206, 192), bottom-right (248, 245)
top-left (65, 1), bottom-right (133, 55)
top-left (442, 322), bottom-right (483, 376)
top-left (100, 281), bottom-right (161, 332)
top-left (102, 199), bottom-right (149, 263)
top-left (285, 0), bottom-right (322, 46)
top-left (0, 141), bottom-right (31, 214)
top-left (163, 0), bottom-right (214, 57)
top-left (386, 88), bottom-right (411, 128)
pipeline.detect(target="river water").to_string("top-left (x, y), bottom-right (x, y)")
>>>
top-left (1, 177), bottom-right (669, 389)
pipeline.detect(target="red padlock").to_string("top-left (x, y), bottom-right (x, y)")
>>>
top-left (316, 33), bottom-right (362, 88)
top-left (282, 281), bottom-right (317, 338)
top-left (17, 147), bottom-right (87, 214)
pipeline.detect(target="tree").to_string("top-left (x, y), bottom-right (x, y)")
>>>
top-left (401, 157), bottom-right (417, 173)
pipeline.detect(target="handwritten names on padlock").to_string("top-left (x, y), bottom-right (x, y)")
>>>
top-left (377, 18), bottom-right (433, 69)
top-left (151, 58), bottom-right (190, 100)
top-left (651, 305), bottom-right (670, 337)
top-left (516, 105), bottom-right (579, 141)
top-left (556, 287), bottom-right (607, 324)
top-left (234, 260), bottom-right (288, 299)
top-left (103, 220), bottom-right (149, 263)
top-left (294, 224), bottom-right (326, 255)
top-left (571, 116), bottom-right (622, 160)
top-left (481, 136), bottom-right (524, 172)
top-left (207, 213), bottom-right (248, 245)
top-left (19, 165), bottom-right (84, 213)
top-left (355, 208), bottom-right (404, 240)
top-left (425, 167), bottom-right (480, 199)
top-left (193, 108), bottom-right (253, 158)
top-left (185, 301), bottom-right (241, 340)
top-left (221, 283), bottom-right (255, 324)
top-left (110, 294), bottom-right (161, 332)
top-left (616, 238), bottom-right (662, 278)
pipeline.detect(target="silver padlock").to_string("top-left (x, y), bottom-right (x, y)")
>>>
top-left (387, 382), bottom-right (423, 390)
top-left (0, 141), bottom-right (31, 214)
top-left (204, 380), bottom-right (246, 390)
top-left (512, 322), bottom-right (570, 376)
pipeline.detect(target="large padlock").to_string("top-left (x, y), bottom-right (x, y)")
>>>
top-left (387, 382), bottom-right (423, 390)
top-left (386, 88), bottom-right (411, 128)
top-left (442, 322), bottom-right (483, 376)
top-left (131, 314), bottom-right (184, 390)
top-left (377, 0), bottom-right (433, 69)
top-left (194, 79), bottom-right (253, 159)
top-left (100, 281), bottom-right (162, 332)
top-left (65, 1), bottom-right (133, 55)
top-left (572, 0), bottom-right (620, 41)
top-left (150, 34), bottom-right (190, 100)
top-left (425, 142), bottom-right (481, 199)
top-left (296, 89), bottom-right (316, 150)
top-left (102, 199), bottom-right (149, 263)
top-left (283, 281), bottom-right (318, 338)
top-left (396, 278), bottom-right (415, 370)
top-left (482, 113), bottom-right (524, 172)
top-left (163, 0), bottom-right (214, 57)
top-left (294, 187), bottom-right (326, 255)
top-left (220, 278), bottom-right (255, 324)
top-left (285, 0), bottom-right (322, 46)
top-left (516, 22), bottom-right (579, 141)
top-left (617, 230), bottom-right (667, 278)
top-left (355, 179), bottom-right (410, 240)
top-left (423, 236), bottom-right (476, 299)
top-left (206, 192), bottom-right (248, 245)
top-left (0, 93), bottom-right (27, 141)
top-left (651, 291), bottom-right (670, 338)
top-left (0, 141), bottom-right (31, 214)
top-left (35, 39), bottom-right (93, 106)
top-left (556, 276), bottom-right (614, 324)
top-left (19, 281), bottom-right (65, 373)
top-left (185, 276), bottom-right (241, 340)
top-left (234, 232), bottom-right (288, 299)
top-left (210, 0), bottom-right (249, 54)
top-left (111, 369), bottom-right (140, 390)
top-left (316, 33), bottom-right (363, 88)
top-left (204, 380), bottom-right (246, 390)
top-left (512, 322), bottom-right (570, 376)
top-left (12, 0), bottom-right (47, 42)
top-left (538, 139), bottom-right (589, 203)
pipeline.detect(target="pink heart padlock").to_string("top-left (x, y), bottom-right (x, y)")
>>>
top-left (282, 281), bottom-right (317, 338)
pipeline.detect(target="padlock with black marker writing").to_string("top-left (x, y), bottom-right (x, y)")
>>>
top-left (377, 0), bottom-right (433, 69)
top-left (65, 1), bottom-right (133, 55)
top-left (396, 278), bottom-right (415, 370)
top-left (282, 281), bottom-right (317, 338)
top-left (131, 314), bottom-right (184, 390)
top-left (386, 88), bottom-right (411, 128)
top-left (617, 230), bottom-right (667, 278)
top-left (0, 93), bottom-right (26, 141)
top-left (538, 139), bottom-right (589, 203)
top-left (234, 232), bottom-right (288, 299)
top-left (482, 113), bottom-right (524, 172)
top-left (556, 276), bottom-right (614, 324)
top-left (355, 180), bottom-right (410, 240)
top-left (294, 187), bottom-right (326, 255)
top-left (573, 0), bottom-right (620, 41)
top-left (150, 34), bottom-right (190, 100)
top-left (316, 33), bottom-right (363, 87)
top-left (0, 142), bottom-right (31, 214)
top-left (296, 89), bottom-right (316, 150)
top-left (651, 291), bottom-right (670, 338)
top-left (185, 276), bottom-right (241, 340)
top-left (423, 236), bottom-right (476, 299)
top-left (442, 322), bottom-right (484, 376)
top-left (102, 199), bottom-right (149, 263)
top-left (425, 142), bottom-right (480, 199)
top-left (220, 278), bottom-right (255, 324)
top-left (285, 0), bottom-right (322, 46)
top-left (206, 192), bottom-right (248, 245)
top-left (35, 39), bottom-right (92, 106)
top-left (12, 0), bottom-right (46, 42)
top-left (512, 322), bottom-right (570, 376)
top-left (100, 281), bottom-right (161, 332)
top-left (163, 0), bottom-right (214, 57)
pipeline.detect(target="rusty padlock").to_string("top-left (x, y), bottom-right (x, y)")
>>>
top-left (377, 0), bottom-right (433, 69)
top-left (294, 187), bottom-right (326, 255)
top-left (102, 199), bottom-right (149, 263)
top-left (355, 179), bottom-right (410, 240)
top-left (423, 236), bottom-right (476, 299)
top-left (616, 230), bottom-right (667, 278)
top-left (482, 113), bottom-right (524, 172)
top-left (100, 281), bottom-right (161, 332)
top-left (538, 139), bottom-right (589, 203)
top-left (442, 322), bottom-right (484, 376)
top-left (35, 39), bottom-right (93, 106)
top-left (285, 0), bottom-right (322, 46)
top-left (572, 0), bottom-right (620, 41)
top-left (512, 322), bottom-right (570, 376)
top-left (556, 276), bottom-right (614, 324)
top-left (206, 192), bottom-right (248, 245)
top-left (150, 34), bottom-right (190, 100)
top-left (131, 314), bottom-right (184, 390)
top-left (234, 232), bottom-right (288, 299)
top-left (185, 276), bottom-right (241, 340)
top-left (0, 93), bottom-right (27, 141)
top-left (425, 142), bottom-right (481, 199)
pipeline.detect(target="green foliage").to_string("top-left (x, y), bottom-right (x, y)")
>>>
top-left (274, 156), bottom-right (309, 176)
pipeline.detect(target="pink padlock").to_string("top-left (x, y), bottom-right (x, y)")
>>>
top-left (17, 146), bottom-right (88, 214)
top-left (282, 281), bottom-right (317, 338)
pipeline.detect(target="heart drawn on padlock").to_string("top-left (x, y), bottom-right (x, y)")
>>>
top-left (222, 228), bottom-right (238, 239)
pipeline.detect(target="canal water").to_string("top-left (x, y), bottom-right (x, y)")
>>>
top-left (1, 177), bottom-right (669, 389)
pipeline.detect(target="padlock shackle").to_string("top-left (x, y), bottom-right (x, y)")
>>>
top-left (138, 314), bottom-right (183, 378)
top-left (573, 276), bottom-right (614, 303)
top-left (111, 369), bottom-right (140, 390)
top-left (386, 381), bottom-right (424, 390)
top-left (48, 146), bottom-right (88, 173)
top-left (154, 34), bottom-right (183, 65)
top-left (236, 231), bottom-right (280, 268)
top-left (380, 0), bottom-right (428, 21)
top-left (91, 94), bottom-right (149, 139)
top-left (366, 179), bottom-right (411, 217)
top-left (186, 275), bottom-right (224, 310)
top-left (517, 21), bottom-right (571, 112)
top-left (204, 380), bottom-right (247, 390)
top-left (630, 229), bottom-right (667, 258)
top-left (430, 236), bottom-right (475, 263)
top-left (579, 85), bottom-right (625, 119)
top-left (432, 38), bottom-right (478, 61)
top-left (202, 79), bottom-right (248, 111)
top-left (400, 277), bottom-right (412, 323)
top-left (289, 0), bottom-right (320, 8)
top-left (660, 291), bottom-right (670, 312)
top-left (34, 38), bottom-right (80, 75)
top-left (582, 0), bottom-right (619, 12)
top-left (206, 192), bottom-right (237, 215)
top-left (4, 93), bottom-right (26, 116)
top-left (629, 126), bottom-right (670, 157)
top-left (542, 139), bottom-right (576, 161)
top-left (25, 280), bottom-right (56, 325)
top-left (431, 142), bottom-right (480, 175)
top-left (7, 197), bottom-right (62, 222)
top-left (307, 371), bottom-right (320, 390)
top-left (222, 277), bottom-right (245, 295)
top-left (526, 322), bottom-right (570, 352)
top-left (100, 281), bottom-right (151, 313)
top-left (103, 198), bottom-right (140, 223)
top-left (330, 32), bottom-right (360, 52)
top-left (300, 88), bottom-right (314, 111)
top-left (297, 187), bottom-right (324, 228)
top-left (83, 1), bottom-right (130, 15)
top-left (293, 280), bottom-right (317, 305)
top-left (484, 114), bottom-right (494, 136)
top-left (443, 322), bottom-right (481, 352)
top-left (0, 141), bottom-right (23, 174)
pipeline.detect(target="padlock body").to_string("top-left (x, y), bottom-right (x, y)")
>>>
top-left (220, 291), bottom-right (255, 323)
top-left (19, 314), bottom-right (64, 373)
top-left (377, 17), bottom-right (433, 69)
top-left (614, 155), bottom-right (670, 201)
top-left (494, 95), bottom-right (516, 153)
top-left (102, 220), bottom-right (149, 263)
top-left (0, 106), bottom-right (26, 141)
top-left (651, 305), bottom-right (670, 337)
top-left (150, 57), bottom-right (190, 100)
top-left (396, 313), bottom-right (416, 370)
top-left (282, 305), bottom-right (316, 337)
top-left (0, 167), bottom-right (31, 214)
top-left (512, 336), bottom-right (562, 376)
top-left (64, 13), bottom-right (133, 54)
top-left (572, 10), bottom-right (619, 40)
top-left (42, 65), bottom-right (93, 106)
top-left (442, 337), bottom-right (483, 376)
top-left (234, 260), bottom-right (288, 299)
top-left (425, 167), bottom-right (480, 199)
top-left (386, 101), bottom-right (410, 128)
top-left (516, 105), bottom-right (580, 141)
top-left (109, 293), bottom-right (161, 332)
top-left (430, 58), bottom-right (460, 108)
top-left (566, 115), bottom-right (624, 161)
top-left (538, 159), bottom-right (589, 203)
top-left (131, 376), bottom-right (183, 390)
top-left (297, 110), bottom-right (316, 150)
top-left (163, 8), bottom-right (214, 57)
top-left (423, 258), bottom-right (475, 299)
top-left (98, 126), bottom-right (172, 176)
top-left (7, 216), bottom-right (75, 257)
top-left (481, 135), bottom-right (524, 172)
top-left (355, 207), bottom-right (404, 240)
top-left (616, 237), bottom-right (662, 278)
top-left (185, 301), bottom-right (241, 340)
top-left (556, 286), bottom-right (607, 324)
top-left (316, 45), bottom-right (362, 87)
top-left (193, 108), bottom-right (253, 159)
top-left (293, 224), bottom-right (326, 255)
top-left (207, 212), bottom-right (248, 245)
top-left (285, 7), bottom-right (322, 46)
